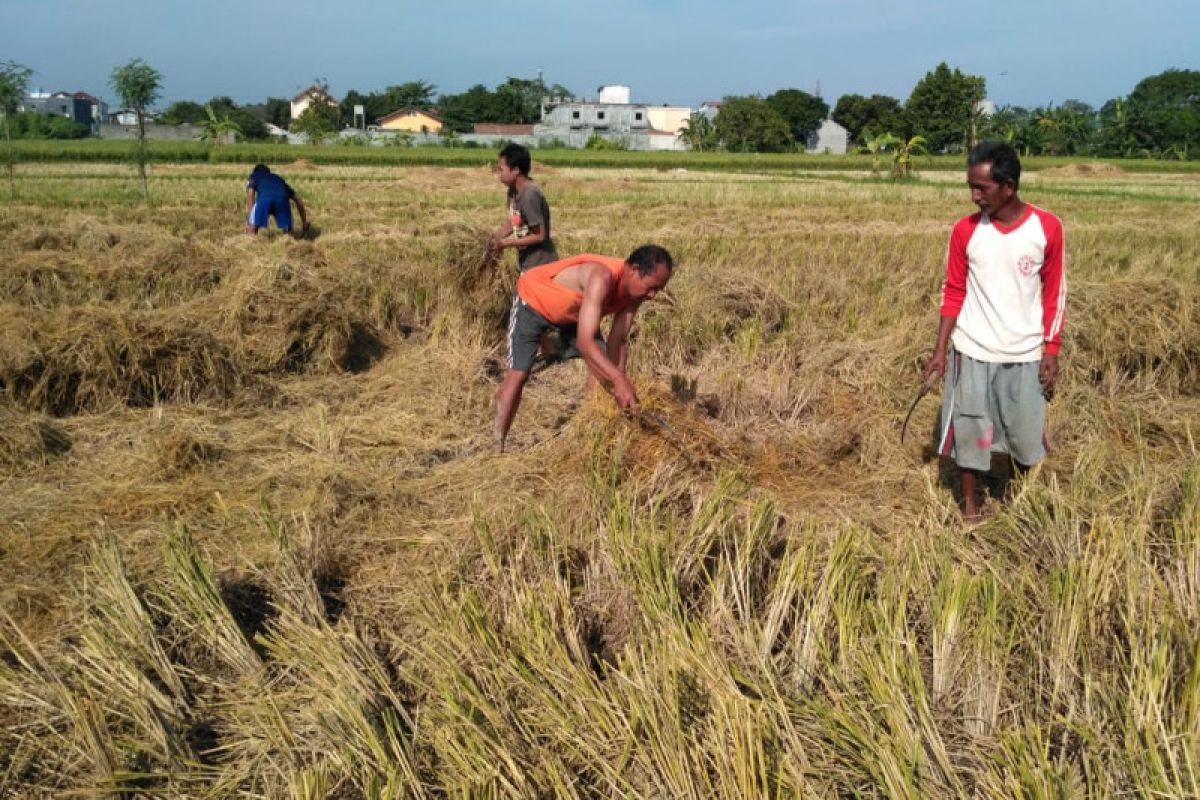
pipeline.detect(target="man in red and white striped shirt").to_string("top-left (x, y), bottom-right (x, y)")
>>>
top-left (922, 141), bottom-right (1067, 520)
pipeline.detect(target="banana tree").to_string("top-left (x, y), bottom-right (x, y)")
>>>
top-left (861, 132), bottom-right (902, 175)
top-left (199, 103), bottom-right (241, 145)
top-left (890, 135), bottom-right (929, 178)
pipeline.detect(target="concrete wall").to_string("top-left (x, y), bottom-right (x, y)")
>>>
top-left (458, 133), bottom-right (543, 149)
top-left (98, 123), bottom-right (232, 142)
top-left (332, 129), bottom-right (444, 147)
top-left (635, 132), bottom-right (688, 152)
top-left (646, 106), bottom-right (691, 136)
top-left (277, 123), bottom-right (683, 151)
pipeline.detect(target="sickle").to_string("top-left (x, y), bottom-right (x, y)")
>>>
top-left (901, 374), bottom-right (938, 444)
top-left (635, 410), bottom-right (695, 466)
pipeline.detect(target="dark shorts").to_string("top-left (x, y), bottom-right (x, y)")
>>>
top-left (250, 196), bottom-right (293, 231)
top-left (506, 296), bottom-right (605, 373)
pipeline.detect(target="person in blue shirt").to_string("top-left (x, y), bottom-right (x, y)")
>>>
top-left (244, 164), bottom-right (308, 235)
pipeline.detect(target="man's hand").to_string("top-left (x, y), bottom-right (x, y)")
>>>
top-left (1039, 354), bottom-right (1059, 399)
top-left (922, 349), bottom-right (947, 384)
top-left (611, 376), bottom-right (639, 411)
top-left (244, 222), bottom-right (256, 235)
top-left (487, 235), bottom-right (503, 255)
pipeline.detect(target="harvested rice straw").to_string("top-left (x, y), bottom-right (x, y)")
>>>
top-left (443, 223), bottom-right (509, 295)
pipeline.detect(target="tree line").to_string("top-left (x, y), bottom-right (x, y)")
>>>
top-left (3, 57), bottom-right (1198, 159)
top-left (836, 64), bottom-right (1200, 160)
top-left (689, 63), bottom-right (1200, 159)
top-left (144, 76), bottom-right (576, 143)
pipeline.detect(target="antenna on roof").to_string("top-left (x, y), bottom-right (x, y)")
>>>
top-left (815, 79), bottom-right (822, 98)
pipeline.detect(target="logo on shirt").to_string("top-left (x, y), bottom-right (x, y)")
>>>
top-left (1017, 255), bottom-right (1037, 276)
top-left (508, 202), bottom-right (529, 237)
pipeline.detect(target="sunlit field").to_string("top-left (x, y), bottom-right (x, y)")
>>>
top-left (1, 158), bottom-right (1198, 797)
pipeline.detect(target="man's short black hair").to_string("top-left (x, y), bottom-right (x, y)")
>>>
top-left (626, 244), bottom-right (674, 276)
top-left (968, 141), bottom-right (1021, 189)
top-left (498, 143), bottom-right (532, 176)
top-left (251, 163), bottom-right (271, 176)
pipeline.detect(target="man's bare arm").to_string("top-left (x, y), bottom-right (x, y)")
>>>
top-left (491, 218), bottom-right (514, 242)
top-left (922, 315), bottom-right (957, 382)
top-left (245, 188), bottom-right (256, 232)
top-left (607, 306), bottom-right (638, 372)
top-left (498, 223), bottom-right (545, 250)
top-left (576, 267), bottom-right (637, 408)
top-left (292, 195), bottom-right (308, 231)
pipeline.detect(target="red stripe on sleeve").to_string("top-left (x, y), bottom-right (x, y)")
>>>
top-left (1035, 209), bottom-right (1067, 355)
top-left (940, 214), bottom-right (979, 318)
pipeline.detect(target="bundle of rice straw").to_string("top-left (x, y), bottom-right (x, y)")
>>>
top-left (442, 223), bottom-right (515, 332)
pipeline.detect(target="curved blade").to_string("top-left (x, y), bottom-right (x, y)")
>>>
top-left (901, 375), bottom-right (937, 444)
top-left (637, 411), bottom-right (695, 466)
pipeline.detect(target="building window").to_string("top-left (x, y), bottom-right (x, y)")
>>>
top-left (572, 110), bottom-right (580, 119)
top-left (635, 112), bottom-right (642, 121)
top-left (597, 111), bottom-right (605, 120)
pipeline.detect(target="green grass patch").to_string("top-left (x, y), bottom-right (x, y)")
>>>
top-left (10, 139), bottom-right (1200, 174)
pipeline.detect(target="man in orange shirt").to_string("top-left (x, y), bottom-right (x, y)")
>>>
top-left (495, 244), bottom-right (674, 450)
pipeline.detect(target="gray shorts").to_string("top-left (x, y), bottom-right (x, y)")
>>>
top-left (506, 296), bottom-right (605, 373)
top-left (938, 350), bottom-right (1047, 471)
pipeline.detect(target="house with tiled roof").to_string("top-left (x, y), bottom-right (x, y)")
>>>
top-left (377, 106), bottom-right (443, 133)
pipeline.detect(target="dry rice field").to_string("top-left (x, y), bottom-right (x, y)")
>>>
top-left (1, 160), bottom-right (1198, 797)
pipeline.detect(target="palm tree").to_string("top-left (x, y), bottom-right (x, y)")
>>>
top-left (678, 112), bottom-right (714, 152)
top-left (199, 104), bottom-right (241, 145)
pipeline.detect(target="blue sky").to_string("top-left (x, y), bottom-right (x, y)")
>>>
top-left (2, 0), bottom-right (1196, 110)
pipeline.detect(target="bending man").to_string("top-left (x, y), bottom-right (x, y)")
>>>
top-left (244, 163), bottom-right (308, 236)
top-left (495, 245), bottom-right (674, 450)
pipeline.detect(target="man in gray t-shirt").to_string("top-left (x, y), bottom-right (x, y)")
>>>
top-left (489, 143), bottom-right (557, 271)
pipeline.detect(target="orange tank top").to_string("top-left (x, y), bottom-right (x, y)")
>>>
top-left (516, 254), bottom-right (628, 325)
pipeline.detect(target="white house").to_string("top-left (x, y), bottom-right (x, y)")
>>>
top-left (805, 119), bottom-right (850, 155)
top-left (530, 87), bottom-right (691, 150)
top-left (698, 100), bottom-right (722, 122)
top-left (290, 85), bottom-right (337, 121)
